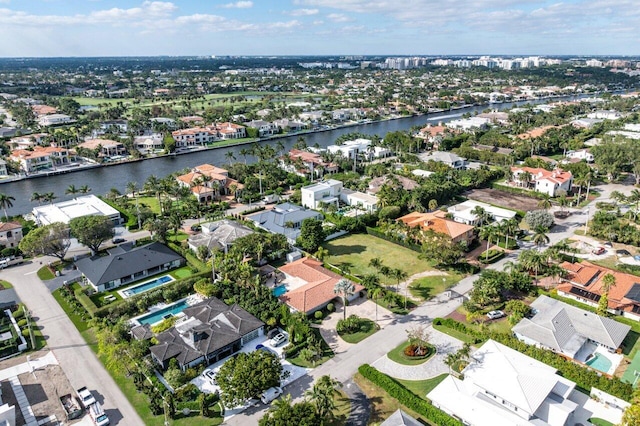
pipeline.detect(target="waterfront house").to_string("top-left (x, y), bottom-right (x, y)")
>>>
top-left (0, 159), bottom-right (7, 177)
top-left (301, 179), bottom-right (378, 213)
top-left (37, 114), bottom-right (74, 127)
top-left (76, 139), bottom-right (127, 158)
top-left (10, 146), bottom-right (74, 173)
top-left (176, 164), bottom-right (242, 203)
top-left (32, 194), bottom-right (121, 226)
top-left (150, 297), bottom-right (264, 371)
top-left (279, 149), bottom-right (338, 179)
top-left (0, 222), bottom-right (23, 249)
top-left (244, 119), bottom-right (278, 137)
top-left (76, 242), bottom-right (184, 292)
top-left (419, 151), bottom-right (467, 170)
top-left (187, 220), bottom-right (253, 253)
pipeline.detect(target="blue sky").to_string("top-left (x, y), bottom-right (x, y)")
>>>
top-left (0, 0), bottom-right (637, 57)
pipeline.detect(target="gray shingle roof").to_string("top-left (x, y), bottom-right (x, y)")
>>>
top-left (512, 295), bottom-right (631, 355)
top-left (75, 242), bottom-right (183, 287)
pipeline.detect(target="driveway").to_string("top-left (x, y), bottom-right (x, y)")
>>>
top-left (1, 258), bottom-right (143, 425)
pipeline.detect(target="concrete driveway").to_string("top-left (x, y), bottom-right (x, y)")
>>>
top-left (1, 258), bottom-right (143, 425)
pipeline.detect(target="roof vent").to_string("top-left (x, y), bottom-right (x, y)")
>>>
top-left (117, 257), bottom-right (122, 260)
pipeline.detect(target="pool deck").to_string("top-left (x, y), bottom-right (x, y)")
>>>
top-left (130, 294), bottom-right (204, 326)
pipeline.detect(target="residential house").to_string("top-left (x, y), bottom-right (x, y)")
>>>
top-left (326, 139), bottom-right (392, 160)
top-left (134, 134), bottom-right (164, 153)
top-left (7, 133), bottom-right (49, 150)
top-left (176, 164), bottom-right (242, 203)
top-left (0, 222), bottom-right (23, 249)
top-left (301, 179), bottom-right (378, 213)
top-left (76, 242), bottom-right (184, 292)
top-left (10, 146), bottom-right (74, 173)
top-left (472, 144), bottom-right (514, 156)
top-left (367, 175), bottom-right (419, 195)
top-left (447, 200), bottom-right (517, 225)
top-left (180, 116), bottom-right (204, 125)
top-left (244, 120), bottom-right (278, 137)
top-left (419, 151), bottom-right (467, 169)
top-left (565, 149), bottom-right (594, 163)
top-left (149, 297), bottom-right (264, 371)
top-left (397, 211), bottom-right (475, 246)
top-left (246, 203), bottom-right (322, 244)
top-left (477, 111), bottom-right (510, 125)
top-left (587, 110), bottom-right (623, 120)
top-left (571, 118), bottom-right (602, 129)
top-left (172, 127), bottom-right (217, 147)
top-left (31, 105), bottom-right (57, 117)
top-left (215, 122), bottom-right (246, 139)
top-left (428, 340), bottom-right (581, 426)
top-left (278, 257), bottom-right (364, 314)
top-left (38, 114), bottom-right (74, 126)
top-left (557, 261), bottom-right (640, 321)
top-left (510, 166), bottom-right (573, 197)
top-left (98, 120), bottom-right (129, 134)
top-left (513, 295), bottom-right (630, 362)
top-left (446, 116), bottom-right (490, 132)
top-left (380, 410), bottom-right (421, 426)
top-left (273, 118), bottom-right (307, 132)
top-left (279, 149), bottom-right (338, 179)
top-left (416, 125), bottom-right (450, 149)
top-left (32, 194), bottom-right (121, 226)
top-left (76, 139), bottom-right (127, 157)
top-left (187, 220), bottom-right (253, 253)
top-left (0, 159), bottom-right (7, 177)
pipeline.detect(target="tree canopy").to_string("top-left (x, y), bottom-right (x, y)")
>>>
top-left (69, 215), bottom-right (114, 254)
top-left (18, 222), bottom-right (71, 260)
top-left (216, 350), bottom-right (282, 407)
top-left (296, 218), bottom-right (326, 253)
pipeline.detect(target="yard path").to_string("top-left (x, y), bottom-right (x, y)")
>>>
top-left (371, 328), bottom-right (463, 381)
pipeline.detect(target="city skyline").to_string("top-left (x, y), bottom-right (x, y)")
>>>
top-left (0, 0), bottom-right (638, 57)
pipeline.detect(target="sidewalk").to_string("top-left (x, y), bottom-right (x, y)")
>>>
top-left (0, 351), bottom-right (58, 381)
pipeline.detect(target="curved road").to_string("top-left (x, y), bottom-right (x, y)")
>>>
top-left (2, 257), bottom-right (143, 425)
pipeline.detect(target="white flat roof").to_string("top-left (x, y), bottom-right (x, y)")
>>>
top-left (449, 199), bottom-right (517, 222)
top-left (32, 194), bottom-right (120, 225)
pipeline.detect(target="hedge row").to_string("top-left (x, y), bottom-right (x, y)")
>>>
top-left (358, 364), bottom-right (463, 426)
top-left (167, 241), bottom-right (207, 272)
top-left (432, 318), bottom-right (633, 401)
top-left (75, 288), bottom-right (99, 317)
top-left (365, 227), bottom-right (422, 253)
top-left (478, 249), bottom-right (505, 264)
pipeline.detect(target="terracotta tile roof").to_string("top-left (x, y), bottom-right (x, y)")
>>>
top-left (77, 139), bottom-right (122, 149)
top-left (279, 257), bottom-right (364, 314)
top-left (511, 166), bottom-right (572, 185)
top-left (419, 125), bottom-right (448, 136)
top-left (10, 146), bottom-right (68, 159)
top-left (0, 222), bottom-right (21, 232)
top-left (559, 261), bottom-right (640, 312)
top-left (31, 105), bottom-right (57, 116)
top-left (397, 211), bottom-right (474, 240)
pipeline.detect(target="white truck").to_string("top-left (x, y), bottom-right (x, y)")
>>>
top-left (88, 401), bottom-right (110, 426)
top-left (76, 386), bottom-right (96, 408)
top-left (0, 256), bottom-right (23, 269)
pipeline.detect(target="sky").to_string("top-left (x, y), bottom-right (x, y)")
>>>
top-left (0, 0), bottom-right (638, 57)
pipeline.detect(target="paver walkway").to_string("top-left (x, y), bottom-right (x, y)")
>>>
top-left (10, 376), bottom-right (37, 426)
top-left (372, 328), bottom-right (463, 380)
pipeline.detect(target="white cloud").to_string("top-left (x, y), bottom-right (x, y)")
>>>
top-left (288, 8), bottom-right (319, 16)
top-left (327, 13), bottom-right (350, 22)
top-left (221, 1), bottom-right (253, 8)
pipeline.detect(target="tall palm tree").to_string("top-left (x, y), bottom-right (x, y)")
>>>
top-left (369, 257), bottom-right (383, 272)
top-left (369, 285), bottom-right (385, 323)
top-left (334, 279), bottom-right (356, 320)
top-left (65, 184), bottom-right (79, 198)
top-left (224, 150), bottom-right (236, 165)
top-left (0, 193), bottom-right (15, 220)
top-left (78, 185), bottom-right (91, 195)
top-left (503, 217), bottom-right (519, 248)
top-left (43, 192), bottom-right (57, 204)
top-left (30, 192), bottom-right (44, 205)
top-left (479, 225), bottom-right (498, 261)
top-left (537, 194), bottom-right (552, 210)
top-left (532, 225), bottom-right (550, 250)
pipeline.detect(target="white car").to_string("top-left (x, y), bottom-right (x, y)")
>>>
top-left (486, 310), bottom-right (505, 320)
top-left (261, 386), bottom-right (283, 404)
top-left (76, 387), bottom-right (96, 408)
top-left (270, 333), bottom-right (287, 347)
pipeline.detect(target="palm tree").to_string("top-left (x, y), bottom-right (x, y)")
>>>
top-left (314, 246), bottom-right (329, 262)
top-left (392, 268), bottom-right (408, 294)
top-left (305, 375), bottom-right (341, 418)
top-left (0, 193), bottom-right (15, 220)
top-left (532, 225), bottom-right (550, 250)
top-left (334, 279), bottom-right (356, 320)
top-left (629, 189), bottom-right (640, 221)
top-left (471, 206), bottom-right (490, 226)
top-left (503, 217), bottom-right (519, 248)
top-left (42, 192), bottom-right (57, 204)
top-left (537, 194), bottom-right (552, 210)
top-left (369, 257), bottom-right (383, 273)
top-left (78, 185), bottom-right (91, 195)
top-left (30, 192), bottom-right (44, 205)
top-left (479, 225), bottom-right (498, 261)
top-left (428, 199), bottom-right (438, 212)
top-left (598, 273), bottom-right (616, 316)
top-left (65, 184), bottom-right (79, 198)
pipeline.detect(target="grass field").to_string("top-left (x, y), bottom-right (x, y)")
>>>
top-left (409, 274), bottom-right (461, 301)
top-left (397, 374), bottom-right (448, 399)
top-left (36, 266), bottom-right (55, 281)
top-left (0, 280), bottom-right (13, 289)
top-left (323, 234), bottom-right (434, 285)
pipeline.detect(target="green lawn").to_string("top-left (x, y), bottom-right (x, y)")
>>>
top-left (387, 340), bottom-right (435, 366)
top-left (327, 390), bottom-right (351, 426)
top-left (52, 286), bottom-right (91, 332)
top-left (432, 323), bottom-right (478, 345)
top-left (287, 328), bottom-right (334, 368)
top-left (588, 418), bottom-right (614, 426)
top-left (337, 318), bottom-right (378, 344)
top-left (397, 374), bottom-right (448, 399)
top-left (137, 196), bottom-right (161, 215)
top-left (37, 266), bottom-right (55, 281)
top-left (409, 274), bottom-right (461, 301)
top-left (0, 280), bottom-right (13, 289)
top-left (171, 266), bottom-right (194, 279)
top-left (323, 234), bottom-right (434, 285)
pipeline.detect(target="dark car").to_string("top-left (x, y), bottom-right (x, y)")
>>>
top-left (190, 225), bottom-right (201, 232)
top-left (112, 237), bottom-right (125, 244)
top-left (617, 249), bottom-right (631, 256)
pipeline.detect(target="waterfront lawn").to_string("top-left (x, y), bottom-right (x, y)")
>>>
top-left (322, 234), bottom-right (434, 285)
top-left (409, 274), bottom-right (461, 301)
top-left (397, 374), bottom-right (448, 400)
top-left (137, 196), bottom-right (161, 215)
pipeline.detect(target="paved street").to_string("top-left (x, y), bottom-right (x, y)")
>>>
top-left (2, 260), bottom-right (143, 425)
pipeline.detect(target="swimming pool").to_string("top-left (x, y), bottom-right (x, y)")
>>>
top-left (273, 285), bottom-right (288, 297)
top-left (121, 275), bottom-right (174, 298)
top-left (586, 353), bottom-right (612, 373)
top-left (136, 300), bottom-right (189, 325)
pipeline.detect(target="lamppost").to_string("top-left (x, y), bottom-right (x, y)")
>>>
top-left (583, 206), bottom-right (591, 235)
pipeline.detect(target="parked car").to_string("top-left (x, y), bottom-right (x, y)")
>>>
top-left (604, 241), bottom-right (613, 248)
top-left (592, 247), bottom-right (606, 255)
top-left (634, 255), bottom-right (640, 262)
top-left (617, 249), bottom-right (631, 256)
top-left (88, 401), bottom-right (110, 426)
top-left (204, 370), bottom-right (216, 385)
top-left (190, 225), bottom-right (201, 232)
top-left (76, 387), bottom-right (96, 408)
top-left (111, 237), bottom-right (125, 244)
top-left (270, 333), bottom-right (287, 347)
top-left (260, 386), bottom-right (283, 404)
top-left (486, 310), bottom-right (505, 320)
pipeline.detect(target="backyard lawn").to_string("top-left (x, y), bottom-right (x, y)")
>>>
top-left (323, 234), bottom-right (434, 285)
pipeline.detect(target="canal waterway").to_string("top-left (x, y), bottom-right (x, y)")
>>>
top-left (1, 96), bottom-right (585, 216)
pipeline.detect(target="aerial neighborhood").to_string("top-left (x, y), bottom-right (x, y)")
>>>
top-left (1, 54), bottom-right (640, 426)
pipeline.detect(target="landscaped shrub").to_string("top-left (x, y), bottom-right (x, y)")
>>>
top-left (314, 311), bottom-right (324, 320)
top-left (478, 249), bottom-right (505, 264)
top-left (358, 364), bottom-right (463, 426)
top-left (327, 303), bottom-right (335, 312)
top-left (17, 319), bottom-right (27, 328)
top-left (12, 309), bottom-right (24, 320)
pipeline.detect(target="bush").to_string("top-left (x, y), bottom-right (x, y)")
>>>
top-left (327, 303), bottom-right (335, 312)
top-left (17, 319), bottom-right (27, 328)
top-left (314, 311), bottom-right (324, 320)
top-left (358, 364), bottom-right (463, 426)
top-left (478, 249), bottom-right (505, 264)
top-left (12, 309), bottom-right (24, 320)
top-left (378, 206), bottom-right (402, 220)
top-left (21, 329), bottom-right (31, 338)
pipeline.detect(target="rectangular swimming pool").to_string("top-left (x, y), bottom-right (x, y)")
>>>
top-left (137, 300), bottom-right (189, 326)
top-left (121, 275), bottom-right (174, 298)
